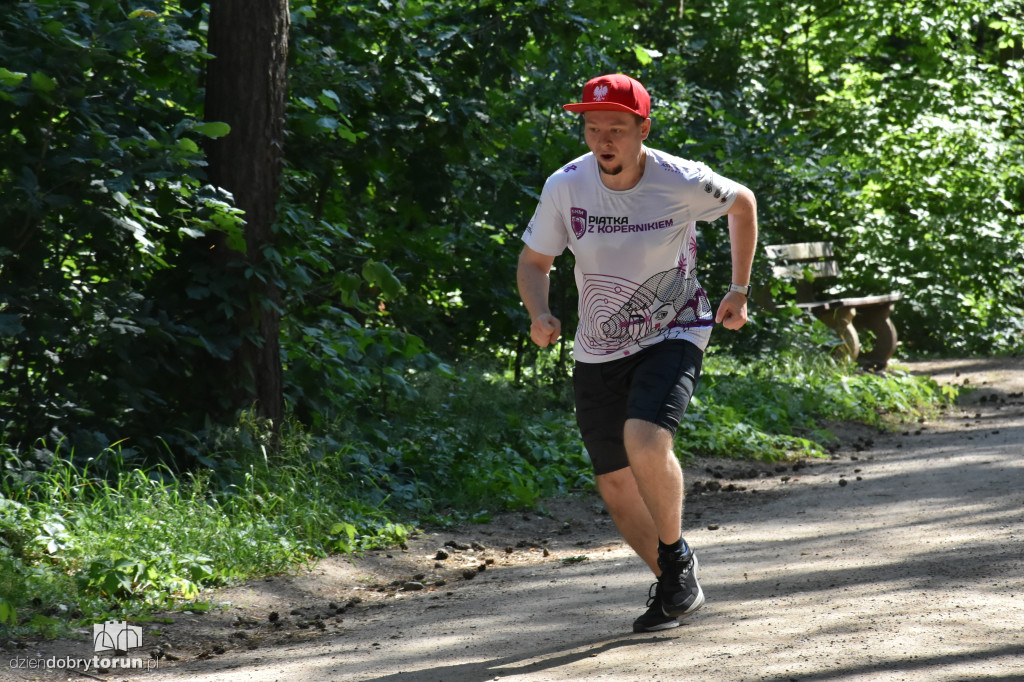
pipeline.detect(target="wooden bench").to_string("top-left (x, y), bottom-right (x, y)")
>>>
top-left (764, 242), bottom-right (902, 369)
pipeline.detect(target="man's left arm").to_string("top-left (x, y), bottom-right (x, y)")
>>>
top-left (715, 185), bottom-right (758, 330)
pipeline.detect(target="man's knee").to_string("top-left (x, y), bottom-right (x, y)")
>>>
top-left (624, 418), bottom-right (674, 458)
top-left (597, 467), bottom-right (639, 507)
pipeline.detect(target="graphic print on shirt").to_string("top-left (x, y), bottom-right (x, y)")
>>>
top-left (521, 148), bottom-right (739, 362)
top-left (576, 267), bottom-right (713, 356)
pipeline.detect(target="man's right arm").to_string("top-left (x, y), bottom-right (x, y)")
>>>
top-left (517, 245), bottom-right (561, 348)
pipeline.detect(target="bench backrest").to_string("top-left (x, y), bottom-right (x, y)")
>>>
top-left (765, 241), bottom-right (841, 278)
top-left (764, 241), bottom-right (841, 301)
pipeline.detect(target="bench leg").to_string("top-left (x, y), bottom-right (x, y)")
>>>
top-left (852, 302), bottom-right (898, 370)
top-left (813, 307), bottom-right (860, 361)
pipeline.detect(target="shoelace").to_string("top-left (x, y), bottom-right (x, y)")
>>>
top-left (659, 554), bottom-right (693, 579)
top-left (645, 581), bottom-right (660, 608)
top-left (656, 555), bottom-right (694, 599)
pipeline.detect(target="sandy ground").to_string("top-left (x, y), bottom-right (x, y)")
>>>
top-left (3, 357), bottom-right (1023, 682)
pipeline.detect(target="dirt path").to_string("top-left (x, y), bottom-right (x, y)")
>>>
top-left (6, 358), bottom-right (1024, 681)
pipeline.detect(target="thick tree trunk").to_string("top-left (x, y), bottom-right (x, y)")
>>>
top-left (204, 0), bottom-right (289, 426)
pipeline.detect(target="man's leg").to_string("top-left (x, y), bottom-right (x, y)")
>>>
top-left (574, 340), bottom-right (704, 630)
top-left (594, 422), bottom-right (688, 574)
top-left (597, 465), bottom-right (687, 633)
top-left (622, 419), bottom-right (702, 620)
top-left (595, 466), bottom-right (659, 574)
top-left (623, 418), bottom-right (683, 547)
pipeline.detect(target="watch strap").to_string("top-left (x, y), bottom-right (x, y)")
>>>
top-left (729, 283), bottom-right (751, 297)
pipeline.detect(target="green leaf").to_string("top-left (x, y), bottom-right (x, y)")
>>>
top-left (330, 522), bottom-right (357, 542)
top-left (30, 71), bottom-right (57, 92)
top-left (633, 45), bottom-right (658, 66)
top-left (317, 89), bottom-right (341, 112)
top-left (28, 614), bottom-right (60, 628)
top-left (0, 67), bottom-right (27, 87)
top-left (193, 121), bottom-right (231, 138)
top-left (316, 116), bottom-right (339, 131)
top-left (0, 598), bottom-right (15, 627)
top-left (362, 260), bottom-right (403, 299)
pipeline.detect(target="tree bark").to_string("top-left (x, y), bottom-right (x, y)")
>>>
top-left (204, 0), bottom-right (289, 426)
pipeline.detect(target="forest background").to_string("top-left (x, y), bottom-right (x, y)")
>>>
top-left (0, 0), bottom-right (1022, 633)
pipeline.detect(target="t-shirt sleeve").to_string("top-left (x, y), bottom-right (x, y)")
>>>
top-left (687, 164), bottom-right (742, 224)
top-left (521, 179), bottom-right (568, 257)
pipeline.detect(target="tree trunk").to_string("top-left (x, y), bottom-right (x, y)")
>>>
top-left (204, 0), bottom-right (289, 427)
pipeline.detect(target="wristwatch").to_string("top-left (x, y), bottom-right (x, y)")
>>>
top-left (728, 283), bottom-right (751, 297)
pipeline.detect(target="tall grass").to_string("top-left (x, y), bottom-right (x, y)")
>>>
top-left (0, 448), bottom-right (409, 636)
top-left (0, 349), bottom-right (955, 636)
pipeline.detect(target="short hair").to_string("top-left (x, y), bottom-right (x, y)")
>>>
top-left (579, 113), bottom-right (648, 126)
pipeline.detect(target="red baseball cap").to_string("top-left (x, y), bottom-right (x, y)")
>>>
top-left (562, 74), bottom-right (651, 118)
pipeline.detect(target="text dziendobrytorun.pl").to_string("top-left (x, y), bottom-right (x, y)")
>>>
top-left (9, 655), bottom-right (158, 672)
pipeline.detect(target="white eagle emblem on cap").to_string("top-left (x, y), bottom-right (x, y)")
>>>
top-left (593, 85), bottom-right (609, 101)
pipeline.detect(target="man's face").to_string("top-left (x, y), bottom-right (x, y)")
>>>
top-left (582, 110), bottom-right (650, 178)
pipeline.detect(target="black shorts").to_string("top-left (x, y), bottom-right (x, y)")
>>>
top-left (573, 339), bottom-right (703, 476)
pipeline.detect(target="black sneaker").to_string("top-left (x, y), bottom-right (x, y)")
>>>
top-left (657, 551), bottom-right (704, 618)
top-left (632, 582), bottom-right (680, 633)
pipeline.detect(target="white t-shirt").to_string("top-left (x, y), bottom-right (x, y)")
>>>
top-left (523, 146), bottom-right (740, 363)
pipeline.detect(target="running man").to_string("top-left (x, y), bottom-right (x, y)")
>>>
top-left (517, 73), bottom-right (757, 632)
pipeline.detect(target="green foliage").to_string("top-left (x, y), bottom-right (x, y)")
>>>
top-left (0, 348), bottom-right (952, 638)
top-left (684, 348), bottom-right (956, 461)
top-left (0, 1), bottom-right (247, 456)
top-left (800, 2), bottom-right (1024, 354)
top-left (3, 0), bottom-right (1020, 458)
top-left (271, 205), bottom-right (446, 427)
top-left (389, 366), bottom-right (592, 512)
top-left (0, 449), bottom-right (407, 635)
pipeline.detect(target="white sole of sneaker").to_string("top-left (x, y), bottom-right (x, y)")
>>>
top-left (679, 586), bottom-right (705, 619)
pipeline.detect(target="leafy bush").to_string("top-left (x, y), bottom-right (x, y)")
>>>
top-left (0, 2), bottom-right (247, 455)
top-left (686, 348), bottom-right (956, 461)
top-left (2, 0), bottom-right (1019, 465)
